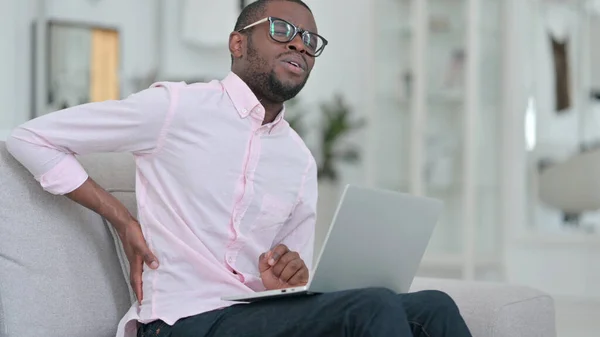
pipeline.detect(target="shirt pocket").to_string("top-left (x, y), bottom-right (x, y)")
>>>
top-left (251, 194), bottom-right (294, 232)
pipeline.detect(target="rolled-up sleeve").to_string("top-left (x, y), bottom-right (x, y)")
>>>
top-left (272, 158), bottom-right (318, 271)
top-left (6, 83), bottom-right (176, 195)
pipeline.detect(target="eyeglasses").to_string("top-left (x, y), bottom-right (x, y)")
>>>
top-left (237, 17), bottom-right (328, 57)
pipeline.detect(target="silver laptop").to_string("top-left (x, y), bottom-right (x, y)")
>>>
top-left (222, 184), bottom-right (443, 302)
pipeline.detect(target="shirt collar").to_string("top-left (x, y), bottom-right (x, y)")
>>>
top-left (221, 72), bottom-right (287, 132)
top-left (221, 72), bottom-right (261, 118)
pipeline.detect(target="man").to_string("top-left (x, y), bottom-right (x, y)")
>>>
top-left (6, 1), bottom-right (472, 336)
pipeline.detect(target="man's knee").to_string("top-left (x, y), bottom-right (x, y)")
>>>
top-left (414, 290), bottom-right (461, 316)
top-left (346, 287), bottom-right (404, 314)
top-left (340, 288), bottom-right (407, 330)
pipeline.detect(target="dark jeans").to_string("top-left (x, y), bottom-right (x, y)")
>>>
top-left (138, 288), bottom-right (472, 337)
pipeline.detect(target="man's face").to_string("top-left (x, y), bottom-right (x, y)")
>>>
top-left (232, 2), bottom-right (318, 103)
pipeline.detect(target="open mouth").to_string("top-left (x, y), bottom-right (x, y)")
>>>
top-left (281, 59), bottom-right (305, 75)
top-left (287, 61), bottom-right (302, 69)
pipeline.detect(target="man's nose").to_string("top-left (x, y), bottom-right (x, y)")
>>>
top-left (286, 34), bottom-right (306, 54)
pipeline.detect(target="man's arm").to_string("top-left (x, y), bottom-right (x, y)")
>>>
top-left (6, 85), bottom-right (173, 195)
top-left (6, 83), bottom-right (175, 302)
top-left (66, 178), bottom-right (137, 239)
top-left (259, 159), bottom-right (318, 289)
top-left (65, 177), bottom-right (158, 303)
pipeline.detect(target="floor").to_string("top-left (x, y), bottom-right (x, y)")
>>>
top-left (554, 297), bottom-right (600, 337)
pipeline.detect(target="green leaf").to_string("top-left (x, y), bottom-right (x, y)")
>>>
top-left (315, 94), bottom-right (366, 182)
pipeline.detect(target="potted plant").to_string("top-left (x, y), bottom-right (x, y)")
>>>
top-left (286, 94), bottom-right (365, 182)
top-left (315, 94), bottom-right (366, 182)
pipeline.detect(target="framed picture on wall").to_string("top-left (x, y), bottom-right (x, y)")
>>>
top-left (31, 20), bottom-right (121, 117)
top-left (181, 0), bottom-right (239, 48)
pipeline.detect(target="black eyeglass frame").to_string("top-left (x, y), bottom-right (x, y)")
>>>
top-left (237, 16), bottom-right (328, 57)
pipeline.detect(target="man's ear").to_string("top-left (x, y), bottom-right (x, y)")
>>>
top-left (229, 32), bottom-right (244, 59)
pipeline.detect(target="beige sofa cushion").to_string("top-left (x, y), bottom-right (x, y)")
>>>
top-left (410, 277), bottom-right (557, 337)
top-left (0, 142), bottom-right (133, 337)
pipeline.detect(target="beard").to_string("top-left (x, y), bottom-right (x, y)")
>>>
top-left (243, 38), bottom-right (310, 103)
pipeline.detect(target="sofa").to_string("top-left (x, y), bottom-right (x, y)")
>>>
top-left (0, 141), bottom-right (557, 337)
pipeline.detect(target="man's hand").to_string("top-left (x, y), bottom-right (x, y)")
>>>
top-left (259, 244), bottom-right (309, 290)
top-left (119, 219), bottom-right (159, 304)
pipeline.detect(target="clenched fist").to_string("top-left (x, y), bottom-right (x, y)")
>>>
top-left (258, 244), bottom-right (309, 290)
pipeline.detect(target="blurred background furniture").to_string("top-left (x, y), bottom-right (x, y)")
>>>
top-left (538, 147), bottom-right (600, 230)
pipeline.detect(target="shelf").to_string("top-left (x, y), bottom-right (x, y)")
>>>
top-left (514, 231), bottom-right (600, 249)
top-left (378, 24), bottom-right (500, 40)
top-left (369, 0), bottom-right (506, 283)
top-left (426, 183), bottom-right (500, 194)
top-left (373, 179), bottom-right (499, 195)
top-left (379, 93), bottom-right (465, 109)
top-left (397, 94), bottom-right (464, 106)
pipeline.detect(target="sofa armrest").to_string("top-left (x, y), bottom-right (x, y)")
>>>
top-left (409, 277), bottom-right (557, 337)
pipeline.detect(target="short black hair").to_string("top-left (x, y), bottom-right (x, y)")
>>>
top-left (234, 0), bottom-right (312, 32)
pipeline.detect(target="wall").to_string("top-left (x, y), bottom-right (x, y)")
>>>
top-left (0, 0), bottom-right (16, 135)
top-left (0, 0), bottom-right (36, 136)
top-left (591, 11), bottom-right (600, 89)
top-left (158, 0), bottom-right (233, 81)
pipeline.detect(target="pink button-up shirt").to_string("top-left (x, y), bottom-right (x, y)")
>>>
top-left (6, 72), bottom-right (318, 337)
